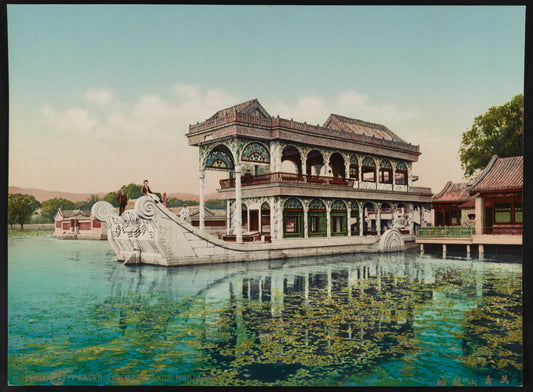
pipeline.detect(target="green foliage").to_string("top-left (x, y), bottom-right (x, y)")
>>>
top-left (40, 198), bottom-right (76, 223)
top-left (166, 198), bottom-right (199, 208)
top-left (8, 194), bottom-right (41, 229)
top-left (459, 94), bottom-right (523, 178)
top-left (121, 183), bottom-right (142, 200)
top-left (74, 194), bottom-right (101, 210)
top-left (103, 192), bottom-right (119, 207)
top-left (206, 199), bottom-right (226, 210)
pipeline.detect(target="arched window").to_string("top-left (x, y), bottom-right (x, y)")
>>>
top-left (261, 202), bottom-right (270, 233)
top-left (283, 198), bottom-right (303, 238)
top-left (350, 200), bottom-right (360, 235)
top-left (363, 202), bottom-right (376, 235)
top-left (379, 160), bottom-right (393, 184)
top-left (329, 153), bottom-right (346, 178)
top-left (331, 200), bottom-right (347, 236)
top-left (362, 157), bottom-right (376, 182)
top-left (306, 150), bottom-right (324, 176)
top-left (380, 202), bottom-right (393, 233)
top-left (395, 162), bottom-right (408, 185)
top-left (308, 199), bottom-right (326, 237)
top-left (349, 155), bottom-right (359, 180)
top-left (281, 146), bottom-right (302, 175)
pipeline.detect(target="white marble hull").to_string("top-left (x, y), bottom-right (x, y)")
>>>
top-left (92, 197), bottom-right (407, 267)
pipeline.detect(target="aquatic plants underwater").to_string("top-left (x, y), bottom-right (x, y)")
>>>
top-left (9, 261), bottom-right (522, 386)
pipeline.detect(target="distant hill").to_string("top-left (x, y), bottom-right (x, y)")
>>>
top-left (8, 186), bottom-right (108, 203)
top-left (8, 186), bottom-right (219, 203)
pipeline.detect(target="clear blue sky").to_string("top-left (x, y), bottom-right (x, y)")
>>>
top-left (8, 5), bottom-right (525, 195)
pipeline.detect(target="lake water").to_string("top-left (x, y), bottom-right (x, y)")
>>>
top-left (8, 233), bottom-right (522, 387)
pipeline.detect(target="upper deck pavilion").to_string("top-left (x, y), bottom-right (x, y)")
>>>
top-left (187, 99), bottom-right (421, 163)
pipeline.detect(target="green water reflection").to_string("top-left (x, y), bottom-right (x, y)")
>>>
top-left (8, 235), bottom-right (522, 386)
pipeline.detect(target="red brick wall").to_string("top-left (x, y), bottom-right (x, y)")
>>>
top-left (92, 220), bottom-right (101, 228)
top-left (79, 222), bottom-right (91, 230)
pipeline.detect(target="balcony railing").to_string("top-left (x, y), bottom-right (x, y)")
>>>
top-left (219, 172), bottom-right (355, 189)
top-left (416, 226), bottom-right (475, 238)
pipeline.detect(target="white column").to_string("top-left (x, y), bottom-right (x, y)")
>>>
top-left (199, 169), bottom-right (205, 231)
top-left (358, 161), bottom-right (362, 188)
top-left (303, 204), bottom-right (309, 238)
top-left (326, 203), bottom-right (332, 238)
top-left (345, 159), bottom-right (350, 181)
top-left (376, 203), bottom-right (382, 235)
top-left (226, 200), bottom-right (231, 235)
top-left (347, 207), bottom-right (352, 237)
top-left (235, 164), bottom-right (243, 243)
top-left (359, 205), bottom-right (364, 237)
top-left (247, 208), bottom-right (250, 232)
top-left (408, 203), bottom-right (414, 234)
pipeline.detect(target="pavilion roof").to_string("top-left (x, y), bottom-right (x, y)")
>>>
top-left (432, 181), bottom-right (475, 203)
top-left (56, 209), bottom-right (92, 219)
top-left (322, 114), bottom-right (407, 143)
top-left (208, 99), bottom-right (271, 120)
top-left (469, 155), bottom-right (523, 193)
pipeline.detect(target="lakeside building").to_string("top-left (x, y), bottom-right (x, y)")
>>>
top-left (470, 155), bottom-right (523, 236)
top-left (432, 182), bottom-right (476, 227)
top-left (54, 209), bottom-right (107, 240)
top-left (417, 155), bottom-right (522, 254)
top-left (186, 99), bottom-right (432, 243)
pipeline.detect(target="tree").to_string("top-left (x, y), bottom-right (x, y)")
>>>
top-left (206, 199), bottom-right (226, 210)
top-left (103, 192), bottom-right (119, 207)
top-left (121, 183), bottom-right (143, 200)
top-left (8, 194), bottom-right (41, 229)
top-left (75, 194), bottom-right (101, 210)
top-left (459, 94), bottom-right (523, 178)
top-left (40, 198), bottom-right (76, 223)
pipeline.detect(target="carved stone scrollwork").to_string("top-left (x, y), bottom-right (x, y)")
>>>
top-left (92, 201), bottom-right (117, 222)
top-left (135, 196), bottom-right (157, 220)
top-left (379, 229), bottom-right (405, 252)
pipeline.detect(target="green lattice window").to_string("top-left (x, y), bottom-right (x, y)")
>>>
top-left (495, 203), bottom-right (511, 224)
top-left (331, 200), bottom-right (346, 211)
top-left (309, 199), bottom-right (325, 211)
top-left (515, 203), bottom-right (522, 224)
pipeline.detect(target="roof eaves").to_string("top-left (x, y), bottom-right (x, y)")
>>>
top-left (468, 154), bottom-right (499, 191)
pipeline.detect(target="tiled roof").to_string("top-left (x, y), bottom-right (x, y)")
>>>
top-left (433, 181), bottom-right (475, 203)
top-left (458, 199), bottom-right (476, 209)
top-left (469, 155), bottom-right (523, 193)
top-left (322, 114), bottom-right (407, 143)
top-left (208, 99), bottom-right (271, 120)
top-left (58, 209), bottom-right (92, 218)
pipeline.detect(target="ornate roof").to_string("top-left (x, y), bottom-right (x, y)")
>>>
top-left (208, 99), bottom-right (271, 120)
top-left (56, 209), bottom-right (92, 219)
top-left (469, 155), bottom-right (523, 193)
top-left (432, 181), bottom-right (475, 203)
top-left (322, 114), bottom-right (407, 143)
